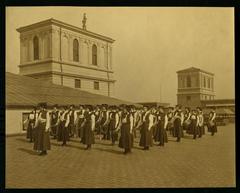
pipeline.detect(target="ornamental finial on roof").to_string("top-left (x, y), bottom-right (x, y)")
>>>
top-left (82, 13), bottom-right (87, 30)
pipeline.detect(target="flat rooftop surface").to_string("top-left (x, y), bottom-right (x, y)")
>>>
top-left (6, 124), bottom-right (235, 188)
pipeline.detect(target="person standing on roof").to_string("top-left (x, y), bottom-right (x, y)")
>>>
top-left (119, 105), bottom-right (134, 154)
top-left (197, 107), bottom-right (204, 138)
top-left (109, 105), bottom-right (120, 145)
top-left (68, 105), bottom-right (77, 138)
top-left (173, 105), bottom-right (184, 142)
top-left (139, 106), bottom-right (154, 150)
top-left (57, 106), bottom-right (70, 146)
top-left (26, 107), bottom-right (37, 143)
top-left (33, 102), bottom-right (51, 155)
top-left (82, 105), bottom-right (95, 150)
top-left (101, 105), bottom-right (110, 140)
top-left (190, 109), bottom-right (199, 140)
top-left (154, 106), bottom-right (168, 146)
top-left (50, 104), bottom-right (59, 140)
top-left (208, 107), bottom-right (217, 136)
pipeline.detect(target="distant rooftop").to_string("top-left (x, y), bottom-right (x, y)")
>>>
top-left (6, 72), bottom-right (138, 108)
top-left (137, 102), bottom-right (170, 107)
top-left (16, 18), bottom-right (115, 43)
top-left (177, 67), bottom-right (214, 75)
top-left (201, 99), bottom-right (235, 106)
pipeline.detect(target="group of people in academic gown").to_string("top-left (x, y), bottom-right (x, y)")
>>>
top-left (182, 106), bottom-right (217, 139)
top-left (139, 106), bottom-right (169, 150)
top-left (25, 102), bottom-right (217, 156)
top-left (54, 104), bottom-right (96, 149)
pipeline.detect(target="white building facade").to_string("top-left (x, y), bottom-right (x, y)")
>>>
top-left (17, 18), bottom-right (115, 97)
top-left (177, 67), bottom-right (215, 108)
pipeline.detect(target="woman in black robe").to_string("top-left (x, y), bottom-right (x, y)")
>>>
top-left (26, 107), bottom-right (37, 143)
top-left (119, 105), bottom-right (133, 154)
top-left (139, 107), bottom-right (154, 150)
top-left (50, 104), bottom-right (59, 139)
top-left (190, 109), bottom-right (198, 139)
top-left (33, 103), bottom-right (51, 155)
top-left (76, 105), bottom-right (85, 142)
top-left (57, 107), bottom-right (70, 146)
top-left (154, 107), bottom-right (168, 146)
top-left (82, 106), bottom-right (95, 150)
top-left (208, 108), bottom-right (217, 136)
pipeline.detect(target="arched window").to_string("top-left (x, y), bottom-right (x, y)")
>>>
top-left (186, 75), bottom-right (191, 87)
top-left (33, 36), bottom-right (39, 60)
top-left (73, 39), bottom-right (79, 62)
top-left (92, 44), bottom-right (97, 65)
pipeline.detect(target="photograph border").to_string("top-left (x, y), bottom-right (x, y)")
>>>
top-left (1, 0), bottom-right (239, 192)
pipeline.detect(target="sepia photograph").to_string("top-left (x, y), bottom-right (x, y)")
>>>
top-left (5, 6), bottom-right (235, 188)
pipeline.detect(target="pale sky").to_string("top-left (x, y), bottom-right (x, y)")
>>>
top-left (6, 7), bottom-right (235, 105)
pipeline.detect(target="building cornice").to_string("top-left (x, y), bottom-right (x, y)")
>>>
top-left (178, 87), bottom-right (201, 90)
top-left (204, 104), bottom-right (235, 107)
top-left (177, 93), bottom-right (215, 96)
top-left (177, 67), bottom-right (214, 76)
top-left (25, 71), bottom-right (116, 83)
top-left (18, 59), bottom-right (114, 73)
top-left (16, 18), bottom-right (115, 43)
top-left (178, 87), bottom-right (214, 92)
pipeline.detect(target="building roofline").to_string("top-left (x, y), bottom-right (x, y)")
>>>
top-left (137, 102), bottom-right (170, 105)
top-left (176, 67), bottom-right (214, 75)
top-left (16, 18), bottom-right (115, 43)
top-left (177, 93), bottom-right (215, 96)
top-left (6, 72), bottom-right (140, 107)
top-left (200, 99), bottom-right (235, 103)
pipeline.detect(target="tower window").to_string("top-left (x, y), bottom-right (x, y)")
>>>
top-left (73, 39), bottom-right (79, 62)
top-left (208, 78), bottom-right (210, 88)
top-left (75, 79), bottom-right (81, 88)
top-left (92, 44), bottom-right (97, 65)
top-left (179, 77), bottom-right (183, 88)
top-left (186, 75), bottom-right (191, 87)
top-left (33, 36), bottom-right (39, 60)
top-left (94, 81), bottom-right (99, 90)
top-left (187, 96), bottom-right (191, 101)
